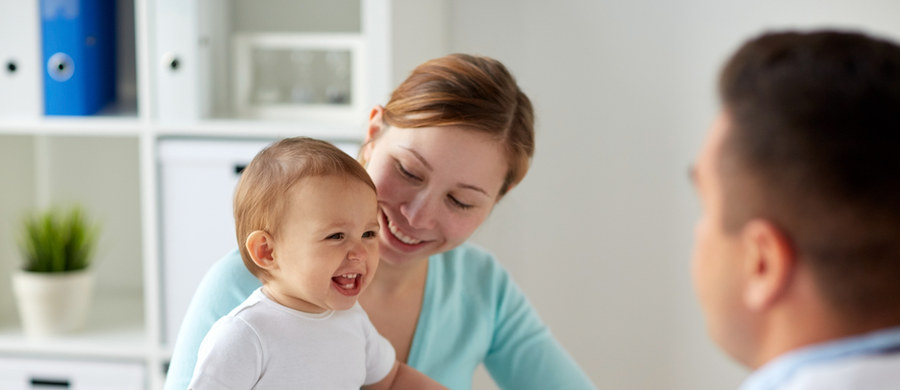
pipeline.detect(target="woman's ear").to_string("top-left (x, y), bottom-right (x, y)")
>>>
top-left (246, 230), bottom-right (277, 270)
top-left (499, 183), bottom-right (516, 199)
top-left (361, 105), bottom-right (386, 167)
top-left (366, 105), bottom-right (386, 143)
top-left (741, 219), bottom-right (795, 311)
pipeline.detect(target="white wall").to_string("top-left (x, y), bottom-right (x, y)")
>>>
top-left (436, 1), bottom-right (900, 389)
top-left (0, 137), bottom-right (36, 327)
top-left (390, 0), bottom-right (449, 87)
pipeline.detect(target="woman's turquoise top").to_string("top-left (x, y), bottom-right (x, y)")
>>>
top-left (164, 242), bottom-right (595, 390)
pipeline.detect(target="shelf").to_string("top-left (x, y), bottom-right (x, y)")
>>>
top-left (0, 292), bottom-right (148, 361)
top-left (0, 96), bottom-right (143, 135)
top-left (0, 117), bottom-right (145, 137)
top-left (154, 118), bottom-right (365, 142)
top-left (0, 1), bottom-right (418, 388)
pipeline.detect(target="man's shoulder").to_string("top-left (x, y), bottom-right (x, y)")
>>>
top-left (782, 353), bottom-right (900, 390)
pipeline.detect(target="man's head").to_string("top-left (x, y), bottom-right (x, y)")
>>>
top-left (691, 30), bottom-right (900, 365)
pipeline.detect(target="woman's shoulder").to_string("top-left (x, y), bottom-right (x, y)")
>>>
top-left (191, 249), bottom-right (261, 315)
top-left (208, 248), bottom-right (250, 274)
top-left (203, 249), bottom-right (259, 289)
top-left (432, 242), bottom-right (507, 276)
top-left (428, 242), bottom-right (515, 302)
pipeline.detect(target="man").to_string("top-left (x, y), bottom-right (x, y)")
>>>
top-left (690, 30), bottom-right (900, 389)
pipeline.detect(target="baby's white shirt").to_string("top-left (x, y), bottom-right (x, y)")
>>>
top-left (188, 288), bottom-right (396, 389)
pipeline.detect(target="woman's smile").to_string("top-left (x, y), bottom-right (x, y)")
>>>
top-left (363, 124), bottom-right (508, 266)
top-left (388, 216), bottom-right (424, 245)
top-left (380, 209), bottom-right (431, 250)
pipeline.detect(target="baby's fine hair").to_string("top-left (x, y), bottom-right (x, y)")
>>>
top-left (233, 137), bottom-right (375, 278)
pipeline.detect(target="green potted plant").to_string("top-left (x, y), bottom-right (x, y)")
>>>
top-left (12, 206), bottom-right (99, 338)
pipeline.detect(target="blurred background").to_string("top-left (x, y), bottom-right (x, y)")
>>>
top-left (458, 0), bottom-right (900, 388)
top-left (1, 0), bottom-right (899, 388)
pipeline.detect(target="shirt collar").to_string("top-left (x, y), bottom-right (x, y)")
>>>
top-left (739, 326), bottom-right (900, 390)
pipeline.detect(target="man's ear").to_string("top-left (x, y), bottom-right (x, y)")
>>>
top-left (740, 219), bottom-right (796, 311)
top-left (246, 230), bottom-right (277, 270)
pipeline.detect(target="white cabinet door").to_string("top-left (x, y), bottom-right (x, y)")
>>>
top-left (157, 138), bottom-right (272, 345)
top-left (0, 357), bottom-right (145, 390)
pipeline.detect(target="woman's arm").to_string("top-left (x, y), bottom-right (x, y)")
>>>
top-left (484, 265), bottom-right (596, 390)
top-left (407, 243), bottom-right (594, 389)
top-left (363, 362), bottom-right (449, 390)
top-left (164, 249), bottom-right (262, 390)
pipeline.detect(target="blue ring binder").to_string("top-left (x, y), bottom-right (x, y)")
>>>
top-left (40, 0), bottom-right (117, 116)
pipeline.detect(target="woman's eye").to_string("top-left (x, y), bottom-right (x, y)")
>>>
top-left (362, 231), bottom-right (377, 238)
top-left (396, 161), bottom-right (421, 181)
top-left (448, 195), bottom-right (473, 210)
top-left (326, 233), bottom-right (345, 240)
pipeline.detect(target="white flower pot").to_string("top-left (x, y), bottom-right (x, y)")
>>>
top-left (12, 269), bottom-right (95, 339)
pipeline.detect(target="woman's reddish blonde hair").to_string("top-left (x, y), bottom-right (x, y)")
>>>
top-left (383, 54), bottom-right (535, 196)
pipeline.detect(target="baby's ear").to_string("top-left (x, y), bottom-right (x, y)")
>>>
top-left (246, 230), bottom-right (277, 270)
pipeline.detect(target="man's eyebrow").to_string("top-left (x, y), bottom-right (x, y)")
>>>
top-left (400, 147), bottom-right (432, 171)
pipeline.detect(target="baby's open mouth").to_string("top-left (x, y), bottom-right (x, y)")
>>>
top-left (331, 273), bottom-right (361, 296)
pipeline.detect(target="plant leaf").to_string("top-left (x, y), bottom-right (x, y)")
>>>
top-left (19, 206), bottom-right (98, 273)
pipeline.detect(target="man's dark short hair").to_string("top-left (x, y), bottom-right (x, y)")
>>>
top-left (718, 30), bottom-right (900, 323)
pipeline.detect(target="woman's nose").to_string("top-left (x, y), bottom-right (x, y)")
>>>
top-left (400, 192), bottom-right (437, 230)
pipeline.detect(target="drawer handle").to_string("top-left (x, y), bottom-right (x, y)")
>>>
top-left (30, 378), bottom-right (70, 388)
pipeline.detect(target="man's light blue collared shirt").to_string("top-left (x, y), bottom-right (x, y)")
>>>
top-left (739, 326), bottom-right (900, 390)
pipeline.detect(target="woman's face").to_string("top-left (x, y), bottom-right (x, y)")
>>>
top-left (362, 123), bottom-right (508, 267)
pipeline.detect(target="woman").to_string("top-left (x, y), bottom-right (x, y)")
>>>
top-left (165, 54), bottom-right (595, 390)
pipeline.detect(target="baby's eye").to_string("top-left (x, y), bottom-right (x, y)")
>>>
top-left (326, 233), bottom-right (345, 240)
top-left (362, 231), bottom-right (377, 238)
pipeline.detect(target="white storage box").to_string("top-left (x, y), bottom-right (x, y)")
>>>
top-left (0, 356), bottom-right (144, 390)
top-left (157, 138), bottom-right (359, 346)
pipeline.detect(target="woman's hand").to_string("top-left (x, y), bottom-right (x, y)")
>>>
top-left (363, 361), bottom-right (448, 390)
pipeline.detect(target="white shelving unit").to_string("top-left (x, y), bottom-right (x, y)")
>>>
top-left (0, 1), bottom-right (446, 388)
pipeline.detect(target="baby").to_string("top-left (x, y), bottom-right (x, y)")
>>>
top-left (188, 137), bottom-right (446, 389)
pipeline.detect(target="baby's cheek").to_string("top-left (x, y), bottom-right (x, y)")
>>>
top-left (367, 246), bottom-right (379, 266)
